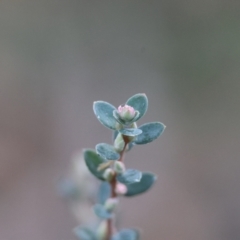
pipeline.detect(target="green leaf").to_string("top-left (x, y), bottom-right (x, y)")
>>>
top-left (125, 172), bottom-right (157, 197)
top-left (113, 130), bottom-right (119, 141)
top-left (93, 101), bottom-right (118, 130)
top-left (98, 182), bottom-right (111, 204)
top-left (134, 122), bottom-right (165, 145)
top-left (74, 226), bottom-right (97, 240)
top-left (126, 93), bottom-right (148, 121)
top-left (111, 229), bottom-right (140, 240)
top-left (83, 149), bottom-right (107, 181)
top-left (93, 204), bottom-right (113, 219)
top-left (96, 143), bottom-right (120, 160)
top-left (119, 128), bottom-right (142, 137)
top-left (117, 169), bottom-right (142, 185)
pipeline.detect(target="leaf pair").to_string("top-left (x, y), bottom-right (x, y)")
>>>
top-left (93, 93), bottom-right (148, 130)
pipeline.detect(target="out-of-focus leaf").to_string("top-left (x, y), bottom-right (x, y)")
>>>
top-left (125, 172), bottom-right (157, 197)
top-left (98, 182), bottom-right (111, 204)
top-left (93, 204), bottom-right (113, 219)
top-left (111, 228), bottom-right (140, 240)
top-left (117, 169), bottom-right (142, 185)
top-left (96, 143), bottom-right (120, 160)
top-left (83, 149), bottom-right (106, 181)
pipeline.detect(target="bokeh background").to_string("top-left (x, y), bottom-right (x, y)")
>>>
top-left (1, 1), bottom-right (240, 240)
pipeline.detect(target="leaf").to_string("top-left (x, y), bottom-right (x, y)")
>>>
top-left (126, 93), bottom-right (148, 121)
top-left (96, 143), bottom-right (120, 160)
top-left (119, 128), bottom-right (142, 137)
top-left (126, 142), bottom-right (134, 151)
top-left (125, 172), bottom-right (157, 197)
top-left (74, 226), bottom-right (97, 240)
top-left (93, 204), bottom-right (113, 219)
top-left (134, 122), bottom-right (166, 145)
top-left (83, 149), bottom-right (107, 181)
top-left (93, 101), bottom-right (118, 130)
top-left (113, 130), bottom-right (119, 141)
top-left (98, 182), bottom-right (111, 204)
top-left (111, 229), bottom-right (140, 240)
top-left (117, 169), bottom-right (142, 185)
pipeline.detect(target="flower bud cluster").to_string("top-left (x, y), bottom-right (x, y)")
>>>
top-left (117, 105), bottom-right (136, 122)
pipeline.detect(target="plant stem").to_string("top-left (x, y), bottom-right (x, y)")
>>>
top-left (106, 139), bottom-right (129, 240)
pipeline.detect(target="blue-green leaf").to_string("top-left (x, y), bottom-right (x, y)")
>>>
top-left (96, 143), bottom-right (120, 160)
top-left (98, 182), bottom-right (111, 204)
top-left (134, 122), bottom-right (165, 145)
top-left (93, 101), bottom-right (118, 130)
top-left (117, 169), bottom-right (142, 185)
top-left (125, 172), bottom-right (157, 197)
top-left (74, 226), bottom-right (97, 240)
top-left (83, 149), bottom-right (107, 181)
top-left (111, 229), bottom-right (140, 240)
top-left (119, 128), bottom-right (142, 137)
top-left (126, 142), bottom-right (134, 151)
top-left (113, 130), bottom-right (119, 141)
top-left (126, 93), bottom-right (148, 121)
top-left (93, 204), bottom-right (113, 219)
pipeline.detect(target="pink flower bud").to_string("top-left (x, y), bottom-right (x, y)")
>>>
top-left (115, 182), bottom-right (127, 195)
top-left (117, 105), bottom-right (136, 121)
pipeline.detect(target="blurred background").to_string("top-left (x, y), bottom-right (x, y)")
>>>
top-left (1, 1), bottom-right (240, 240)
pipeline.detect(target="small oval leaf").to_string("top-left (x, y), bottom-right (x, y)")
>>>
top-left (125, 172), bottom-right (157, 197)
top-left (93, 204), bottom-right (113, 219)
top-left (111, 229), bottom-right (140, 240)
top-left (134, 122), bottom-right (166, 145)
top-left (74, 226), bottom-right (97, 240)
top-left (113, 130), bottom-right (119, 141)
top-left (96, 143), bottom-right (120, 160)
top-left (93, 101), bottom-right (118, 130)
top-left (83, 149), bottom-right (107, 181)
top-left (119, 128), bottom-right (142, 137)
top-left (117, 169), bottom-right (142, 185)
top-left (98, 182), bottom-right (111, 204)
top-left (126, 93), bottom-right (148, 121)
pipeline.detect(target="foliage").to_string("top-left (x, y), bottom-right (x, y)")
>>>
top-left (74, 93), bottom-right (165, 240)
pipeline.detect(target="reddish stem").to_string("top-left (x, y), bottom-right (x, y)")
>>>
top-left (106, 138), bottom-right (129, 240)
